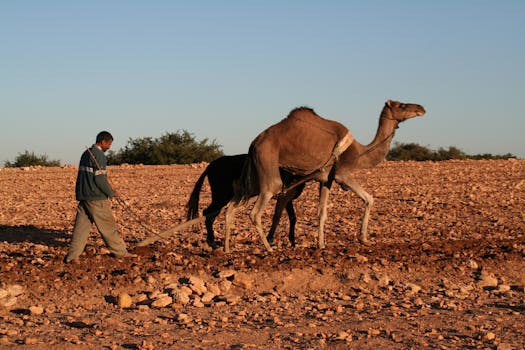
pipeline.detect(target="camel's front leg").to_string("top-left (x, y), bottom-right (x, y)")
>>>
top-left (338, 176), bottom-right (374, 245)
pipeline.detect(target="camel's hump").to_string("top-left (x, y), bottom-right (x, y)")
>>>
top-left (285, 107), bottom-right (349, 139)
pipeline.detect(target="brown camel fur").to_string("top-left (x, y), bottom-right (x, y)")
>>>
top-left (265, 100), bottom-right (426, 247)
top-left (232, 107), bottom-right (353, 252)
top-left (326, 99), bottom-right (426, 245)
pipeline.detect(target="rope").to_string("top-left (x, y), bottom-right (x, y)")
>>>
top-left (84, 146), bottom-right (162, 241)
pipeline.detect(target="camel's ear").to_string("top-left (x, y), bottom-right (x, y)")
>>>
top-left (386, 99), bottom-right (393, 107)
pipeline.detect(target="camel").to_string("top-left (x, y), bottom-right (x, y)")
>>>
top-left (230, 100), bottom-right (425, 252)
top-left (186, 154), bottom-right (303, 249)
top-left (266, 99), bottom-right (426, 246)
top-left (232, 107), bottom-right (354, 252)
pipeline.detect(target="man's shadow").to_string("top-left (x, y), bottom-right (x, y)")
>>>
top-left (0, 224), bottom-right (69, 248)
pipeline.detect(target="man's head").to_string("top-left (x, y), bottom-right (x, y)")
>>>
top-left (96, 131), bottom-right (114, 152)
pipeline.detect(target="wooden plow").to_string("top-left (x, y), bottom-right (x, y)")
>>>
top-left (134, 208), bottom-right (225, 248)
top-left (133, 169), bottom-right (327, 250)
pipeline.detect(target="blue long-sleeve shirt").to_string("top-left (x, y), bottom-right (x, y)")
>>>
top-left (75, 145), bottom-right (114, 201)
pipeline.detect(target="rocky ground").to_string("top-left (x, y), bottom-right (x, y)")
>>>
top-left (0, 159), bottom-right (524, 349)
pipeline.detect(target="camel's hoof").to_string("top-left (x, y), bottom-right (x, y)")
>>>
top-left (359, 238), bottom-right (372, 246)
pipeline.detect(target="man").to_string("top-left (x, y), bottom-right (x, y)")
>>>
top-left (65, 131), bottom-right (131, 263)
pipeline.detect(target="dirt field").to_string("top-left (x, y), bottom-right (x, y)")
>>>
top-left (1, 159), bottom-right (525, 349)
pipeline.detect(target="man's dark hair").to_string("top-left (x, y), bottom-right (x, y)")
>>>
top-left (96, 131), bottom-right (113, 143)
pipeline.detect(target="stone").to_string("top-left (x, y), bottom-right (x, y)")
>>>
top-left (201, 292), bottom-right (216, 303)
top-left (225, 294), bottom-right (241, 305)
top-left (151, 296), bottom-right (172, 308)
top-left (206, 283), bottom-right (221, 296)
top-left (467, 259), bottom-right (479, 270)
top-left (6, 285), bottom-right (24, 297)
top-left (179, 286), bottom-right (193, 296)
top-left (478, 273), bottom-right (498, 289)
top-left (376, 274), bottom-right (391, 287)
top-left (0, 289), bottom-right (8, 300)
top-left (189, 276), bottom-right (207, 295)
top-left (336, 331), bottom-right (350, 340)
top-left (484, 332), bottom-right (496, 341)
top-left (148, 290), bottom-right (165, 300)
top-left (134, 293), bottom-right (148, 304)
top-left (177, 313), bottom-right (191, 324)
top-left (218, 270), bottom-right (235, 279)
top-left (219, 280), bottom-right (232, 293)
top-left (24, 337), bottom-right (38, 345)
top-left (117, 293), bottom-right (133, 308)
top-left (233, 272), bottom-right (253, 289)
top-left (497, 284), bottom-right (511, 293)
top-left (1, 297), bottom-right (17, 308)
top-left (172, 292), bottom-right (190, 305)
top-left (405, 283), bottom-right (422, 294)
top-left (192, 297), bottom-right (204, 308)
top-left (29, 306), bottom-right (44, 315)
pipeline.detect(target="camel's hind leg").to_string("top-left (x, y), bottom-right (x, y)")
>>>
top-left (317, 182), bottom-right (332, 249)
top-left (250, 192), bottom-right (274, 252)
top-left (224, 202), bottom-right (236, 253)
top-left (224, 197), bottom-right (258, 253)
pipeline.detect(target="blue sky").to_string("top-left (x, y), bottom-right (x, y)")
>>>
top-left (1, 1), bottom-right (524, 165)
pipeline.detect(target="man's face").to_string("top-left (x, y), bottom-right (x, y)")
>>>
top-left (100, 139), bottom-right (113, 152)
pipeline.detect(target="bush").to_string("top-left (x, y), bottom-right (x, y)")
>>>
top-left (107, 130), bottom-right (224, 165)
top-left (387, 143), bottom-right (516, 161)
top-left (4, 151), bottom-right (61, 167)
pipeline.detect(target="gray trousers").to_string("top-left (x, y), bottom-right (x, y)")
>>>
top-left (65, 199), bottom-right (127, 261)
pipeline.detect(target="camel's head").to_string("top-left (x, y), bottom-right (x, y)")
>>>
top-left (384, 100), bottom-right (426, 122)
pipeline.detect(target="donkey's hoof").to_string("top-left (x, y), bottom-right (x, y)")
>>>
top-left (206, 239), bottom-right (219, 250)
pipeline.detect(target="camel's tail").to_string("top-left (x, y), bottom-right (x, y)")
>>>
top-left (233, 144), bottom-right (259, 204)
top-left (186, 166), bottom-right (210, 220)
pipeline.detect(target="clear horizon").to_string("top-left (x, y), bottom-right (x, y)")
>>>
top-left (2, 1), bottom-right (524, 165)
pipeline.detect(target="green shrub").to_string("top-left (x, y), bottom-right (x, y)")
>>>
top-left (4, 151), bottom-right (61, 167)
top-left (387, 143), bottom-right (516, 161)
top-left (107, 130), bottom-right (224, 165)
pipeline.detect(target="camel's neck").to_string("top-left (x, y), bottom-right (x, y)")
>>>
top-left (360, 109), bottom-right (399, 168)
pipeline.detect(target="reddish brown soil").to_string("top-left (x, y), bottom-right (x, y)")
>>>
top-left (1, 159), bottom-right (524, 349)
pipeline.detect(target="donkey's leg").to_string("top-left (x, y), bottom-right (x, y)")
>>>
top-left (203, 204), bottom-right (221, 249)
top-left (267, 194), bottom-right (288, 244)
top-left (285, 200), bottom-right (297, 247)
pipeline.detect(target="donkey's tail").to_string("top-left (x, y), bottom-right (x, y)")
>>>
top-left (186, 166), bottom-right (210, 220)
top-left (233, 144), bottom-right (259, 204)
